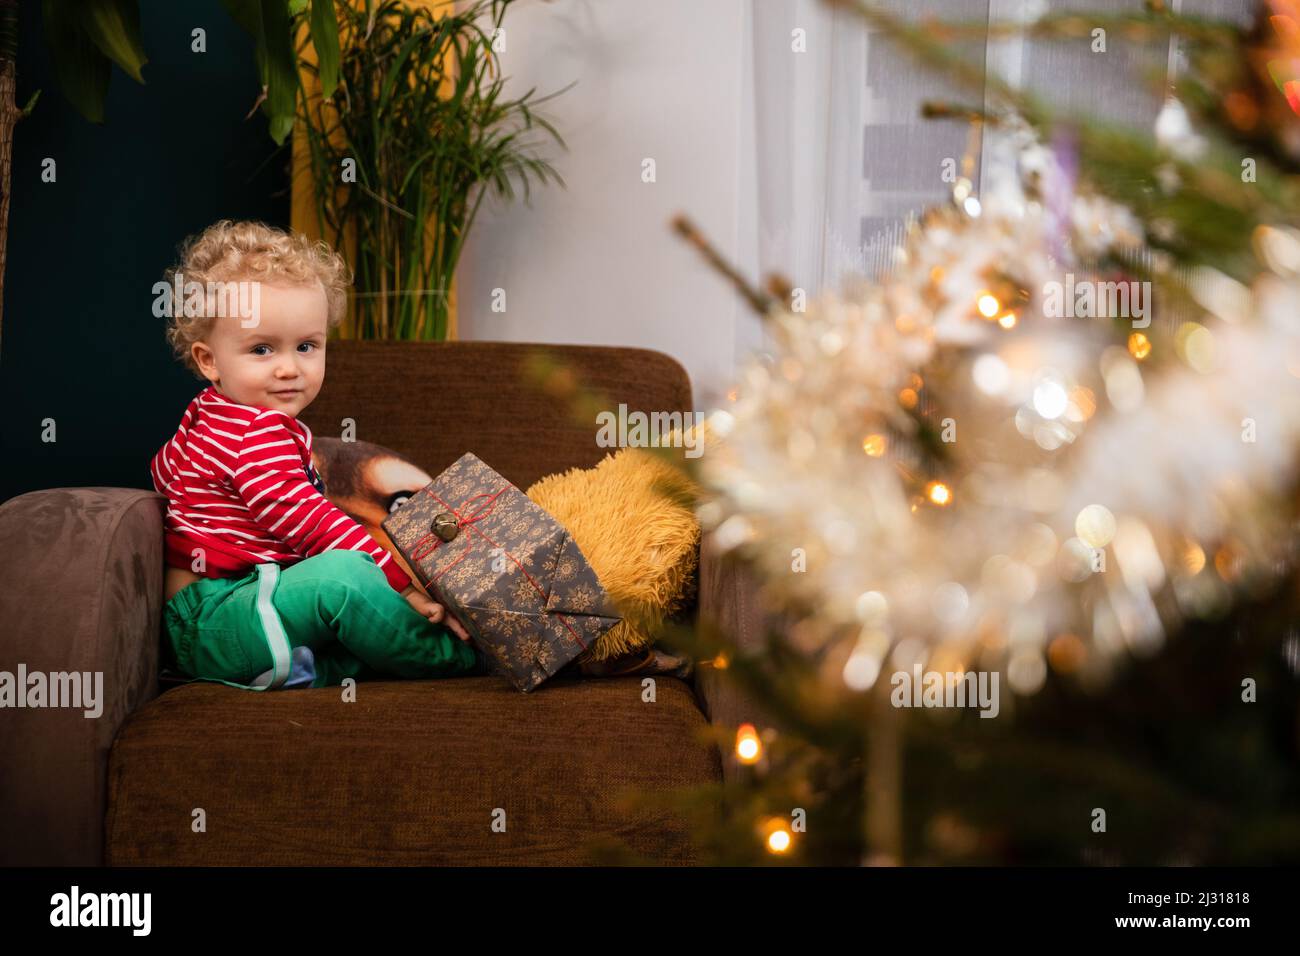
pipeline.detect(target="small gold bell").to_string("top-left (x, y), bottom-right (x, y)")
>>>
top-left (432, 512), bottom-right (459, 542)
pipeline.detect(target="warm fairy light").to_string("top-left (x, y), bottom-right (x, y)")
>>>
top-left (977, 293), bottom-right (1001, 318)
top-left (926, 480), bottom-right (953, 506)
top-left (1048, 633), bottom-right (1087, 673)
top-left (766, 828), bottom-right (792, 854)
top-left (726, 388), bottom-right (739, 402)
top-left (895, 312), bottom-right (916, 333)
top-left (1214, 546), bottom-right (1241, 582)
top-left (862, 433), bottom-right (887, 457)
top-left (1182, 541), bottom-right (1207, 575)
top-left (735, 723), bottom-right (762, 763)
top-left (1071, 386), bottom-right (1097, 419)
top-left (898, 388), bottom-right (919, 409)
top-left (762, 816), bottom-right (794, 854)
top-left (712, 653), bottom-right (729, 669)
top-left (998, 312), bottom-right (1018, 328)
top-left (930, 266), bottom-right (945, 283)
top-left (1128, 332), bottom-right (1152, 360)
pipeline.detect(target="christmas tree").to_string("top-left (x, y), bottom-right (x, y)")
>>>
top-left (539, 0), bottom-right (1300, 865)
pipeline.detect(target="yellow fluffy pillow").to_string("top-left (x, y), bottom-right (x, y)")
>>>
top-left (526, 421), bottom-right (714, 662)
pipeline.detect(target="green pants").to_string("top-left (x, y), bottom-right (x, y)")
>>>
top-left (162, 549), bottom-right (489, 690)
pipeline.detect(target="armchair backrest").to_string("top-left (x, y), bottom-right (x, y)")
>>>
top-left (299, 340), bottom-right (695, 489)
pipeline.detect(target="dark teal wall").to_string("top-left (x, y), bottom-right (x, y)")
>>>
top-left (1, 1), bottom-right (289, 502)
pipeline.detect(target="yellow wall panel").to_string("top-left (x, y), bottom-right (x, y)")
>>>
top-left (291, 0), bottom-right (459, 340)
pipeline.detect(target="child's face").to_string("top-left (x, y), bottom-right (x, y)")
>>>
top-left (190, 281), bottom-right (328, 417)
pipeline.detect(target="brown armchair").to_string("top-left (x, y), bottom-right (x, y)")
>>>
top-left (0, 341), bottom-right (778, 866)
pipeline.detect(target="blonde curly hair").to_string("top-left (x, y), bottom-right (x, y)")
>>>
top-left (162, 220), bottom-right (352, 379)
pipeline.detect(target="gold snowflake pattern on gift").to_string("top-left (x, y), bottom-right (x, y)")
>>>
top-left (561, 583), bottom-right (600, 614)
top-left (443, 562), bottom-right (480, 591)
top-left (516, 634), bottom-right (557, 671)
top-left (552, 556), bottom-right (578, 583)
top-left (387, 506), bottom-right (420, 540)
top-left (484, 639), bottom-right (511, 666)
top-left (479, 610), bottom-right (506, 637)
top-left (511, 576), bottom-right (542, 609)
top-left (483, 564), bottom-right (522, 600)
top-left (505, 612), bottom-right (536, 639)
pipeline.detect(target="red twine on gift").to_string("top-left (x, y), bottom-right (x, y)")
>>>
top-left (408, 486), bottom-right (588, 649)
top-left (410, 488), bottom-right (508, 562)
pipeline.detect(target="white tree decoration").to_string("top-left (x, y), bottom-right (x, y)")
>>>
top-left (696, 122), bottom-right (1300, 698)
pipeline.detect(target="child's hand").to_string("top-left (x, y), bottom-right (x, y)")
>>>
top-left (402, 585), bottom-right (472, 642)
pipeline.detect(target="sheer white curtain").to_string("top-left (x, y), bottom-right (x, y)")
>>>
top-left (746, 0), bottom-right (990, 313)
top-left (734, 0), bottom-right (866, 365)
top-left (748, 1), bottom-right (867, 296)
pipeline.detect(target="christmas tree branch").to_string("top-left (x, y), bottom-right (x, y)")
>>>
top-left (670, 213), bottom-right (778, 316)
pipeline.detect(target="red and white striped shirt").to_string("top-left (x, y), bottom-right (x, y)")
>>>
top-left (150, 385), bottom-right (411, 592)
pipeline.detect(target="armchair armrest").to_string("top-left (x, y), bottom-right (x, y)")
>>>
top-left (0, 488), bottom-right (166, 865)
top-left (692, 532), bottom-right (788, 786)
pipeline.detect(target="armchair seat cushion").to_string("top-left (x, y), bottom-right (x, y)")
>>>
top-left (106, 674), bottom-right (720, 865)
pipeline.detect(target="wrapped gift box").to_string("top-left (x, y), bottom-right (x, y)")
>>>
top-left (382, 452), bottom-right (622, 691)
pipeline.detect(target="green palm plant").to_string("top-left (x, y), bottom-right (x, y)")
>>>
top-left (295, 0), bottom-right (568, 340)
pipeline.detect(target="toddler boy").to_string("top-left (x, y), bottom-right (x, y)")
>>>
top-left (150, 220), bottom-right (489, 690)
